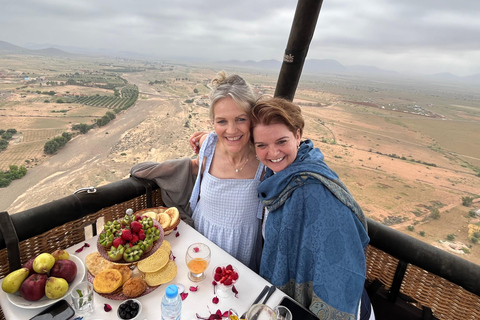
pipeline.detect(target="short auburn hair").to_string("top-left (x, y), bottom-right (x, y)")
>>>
top-left (251, 97), bottom-right (304, 138)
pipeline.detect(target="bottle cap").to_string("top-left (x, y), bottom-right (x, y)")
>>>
top-left (176, 284), bottom-right (185, 294)
top-left (166, 284), bottom-right (178, 298)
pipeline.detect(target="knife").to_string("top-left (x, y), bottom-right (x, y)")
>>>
top-left (262, 285), bottom-right (277, 304)
top-left (240, 285), bottom-right (270, 319)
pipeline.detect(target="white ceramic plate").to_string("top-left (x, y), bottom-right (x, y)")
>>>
top-left (7, 254), bottom-right (86, 309)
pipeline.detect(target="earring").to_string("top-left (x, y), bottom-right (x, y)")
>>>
top-left (297, 145), bottom-right (300, 150)
top-left (255, 155), bottom-right (259, 160)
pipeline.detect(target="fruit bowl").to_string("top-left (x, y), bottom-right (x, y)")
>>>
top-left (97, 217), bottom-right (164, 264)
top-left (212, 264), bottom-right (239, 298)
top-left (6, 255), bottom-right (85, 309)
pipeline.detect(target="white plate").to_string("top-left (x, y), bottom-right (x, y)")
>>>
top-left (7, 254), bottom-right (86, 309)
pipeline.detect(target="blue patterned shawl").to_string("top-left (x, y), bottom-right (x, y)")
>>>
top-left (258, 139), bottom-right (369, 320)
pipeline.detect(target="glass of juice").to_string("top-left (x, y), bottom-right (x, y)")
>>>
top-left (185, 243), bottom-right (211, 282)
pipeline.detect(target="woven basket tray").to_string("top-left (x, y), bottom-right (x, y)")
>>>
top-left (135, 207), bottom-right (180, 235)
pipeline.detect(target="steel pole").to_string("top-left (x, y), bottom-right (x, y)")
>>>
top-left (274, 0), bottom-right (324, 101)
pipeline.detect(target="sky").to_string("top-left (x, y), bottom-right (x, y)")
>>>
top-left (1, 0), bottom-right (480, 77)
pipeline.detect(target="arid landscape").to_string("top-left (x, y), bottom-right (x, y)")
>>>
top-left (1, 55), bottom-right (479, 265)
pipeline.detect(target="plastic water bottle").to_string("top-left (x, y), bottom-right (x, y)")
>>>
top-left (161, 284), bottom-right (182, 320)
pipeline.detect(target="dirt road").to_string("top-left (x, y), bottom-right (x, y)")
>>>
top-left (0, 75), bottom-right (195, 213)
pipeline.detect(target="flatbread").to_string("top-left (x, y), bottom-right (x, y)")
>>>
top-left (141, 211), bottom-right (158, 220)
top-left (144, 260), bottom-right (177, 286)
top-left (85, 252), bottom-right (114, 276)
top-left (159, 240), bottom-right (171, 254)
top-left (93, 268), bottom-right (123, 293)
top-left (137, 247), bottom-right (169, 273)
top-left (110, 264), bottom-right (132, 285)
top-left (157, 213), bottom-right (171, 229)
top-left (164, 207), bottom-right (180, 227)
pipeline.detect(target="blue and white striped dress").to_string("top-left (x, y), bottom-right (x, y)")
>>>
top-left (189, 133), bottom-right (264, 271)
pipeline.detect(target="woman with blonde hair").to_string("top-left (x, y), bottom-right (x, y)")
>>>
top-left (189, 71), bottom-right (264, 271)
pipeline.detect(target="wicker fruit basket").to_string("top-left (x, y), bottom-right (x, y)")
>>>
top-left (135, 207), bottom-right (180, 235)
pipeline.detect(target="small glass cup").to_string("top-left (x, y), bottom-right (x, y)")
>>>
top-left (227, 309), bottom-right (239, 320)
top-left (212, 264), bottom-right (239, 299)
top-left (71, 281), bottom-right (94, 316)
top-left (185, 243), bottom-right (211, 282)
top-left (274, 305), bottom-right (292, 320)
top-left (246, 304), bottom-right (277, 320)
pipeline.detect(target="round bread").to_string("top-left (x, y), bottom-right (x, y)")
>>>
top-left (144, 260), bottom-right (177, 286)
top-left (141, 211), bottom-right (158, 220)
top-left (157, 213), bottom-right (171, 229)
top-left (159, 240), bottom-right (171, 254)
top-left (164, 207), bottom-right (180, 227)
top-left (86, 252), bottom-right (114, 276)
top-left (137, 247), bottom-right (169, 273)
top-left (93, 268), bottom-right (123, 293)
top-left (110, 264), bottom-right (132, 285)
top-left (122, 277), bottom-right (147, 298)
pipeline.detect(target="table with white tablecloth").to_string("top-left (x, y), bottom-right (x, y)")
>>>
top-left (0, 221), bottom-right (287, 320)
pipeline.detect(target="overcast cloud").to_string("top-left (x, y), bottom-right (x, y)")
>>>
top-left (1, 0), bottom-right (479, 76)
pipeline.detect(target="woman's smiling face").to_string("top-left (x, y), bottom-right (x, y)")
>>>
top-left (213, 96), bottom-right (251, 154)
top-left (253, 122), bottom-right (301, 172)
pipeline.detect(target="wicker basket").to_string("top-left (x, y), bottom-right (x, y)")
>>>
top-left (134, 207), bottom-right (180, 236)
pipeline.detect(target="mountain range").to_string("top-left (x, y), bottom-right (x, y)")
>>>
top-left (1, 40), bottom-right (479, 84)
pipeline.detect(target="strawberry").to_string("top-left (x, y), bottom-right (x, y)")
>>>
top-left (131, 234), bottom-right (139, 244)
top-left (121, 229), bottom-right (133, 241)
top-left (138, 230), bottom-right (146, 241)
top-left (215, 267), bottom-right (222, 274)
top-left (130, 221), bottom-right (142, 234)
top-left (226, 264), bottom-right (233, 271)
top-left (112, 237), bottom-right (123, 248)
top-left (231, 272), bottom-right (239, 280)
top-left (223, 278), bottom-right (233, 286)
top-left (214, 273), bottom-right (222, 281)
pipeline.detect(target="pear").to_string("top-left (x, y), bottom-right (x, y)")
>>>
top-left (45, 277), bottom-right (69, 299)
top-left (33, 253), bottom-right (56, 274)
top-left (1, 268), bottom-right (30, 294)
top-left (51, 249), bottom-right (69, 261)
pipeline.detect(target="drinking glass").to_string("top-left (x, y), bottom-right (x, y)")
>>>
top-left (274, 305), bottom-right (292, 320)
top-left (185, 243), bottom-right (211, 282)
top-left (71, 281), bottom-right (94, 316)
top-left (246, 304), bottom-right (277, 320)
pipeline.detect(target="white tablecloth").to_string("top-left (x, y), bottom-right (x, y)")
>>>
top-left (0, 221), bottom-right (286, 320)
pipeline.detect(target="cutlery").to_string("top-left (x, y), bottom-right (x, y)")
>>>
top-left (240, 285), bottom-right (269, 319)
top-left (262, 285), bottom-right (277, 304)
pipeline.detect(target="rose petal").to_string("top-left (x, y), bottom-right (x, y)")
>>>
top-left (215, 309), bottom-right (222, 317)
top-left (75, 246), bottom-right (84, 253)
top-left (212, 281), bottom-right (217, 294)
top-left (190, 286), bottom-right (198, 292)
top-left (84, 243), bottom-right (90, 248)
top-left (174, 227), bottom-right (178, 230)
top-left (193, 247), bottom-right (199, 253)
top-left (232, 285), bottom-right (238, 298)
top-left (176, 231), bottom-right (180, 237)
top-left (212, 296), bottom-right (219, 304)
top-left (222, 310), bottom-right (232, 317)
top-left (181, 292), bottom-right (189, 300)
top-left (104, 303), bottom-right (112, 312)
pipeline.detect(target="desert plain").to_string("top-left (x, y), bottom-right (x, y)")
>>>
top-left (0, 55), bottom-right (479, 264)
